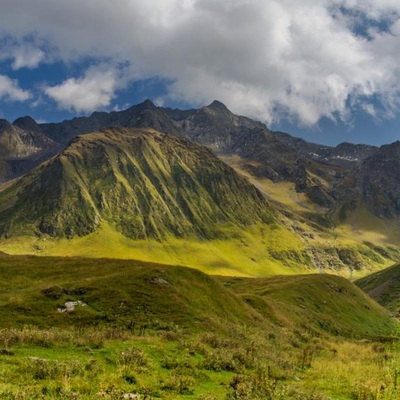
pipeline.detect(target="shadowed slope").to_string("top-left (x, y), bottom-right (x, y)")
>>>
top-left (356, 263), bottom-right (400, 317)
top-left (221, 273), bottom-right (397, 338)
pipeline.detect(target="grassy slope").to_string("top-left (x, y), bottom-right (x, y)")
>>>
top-left (356, 263), bottom-right (400, 317)
top-left (219, 273), bottom-right (397, 339)
top-left (0, 253), bottom-right (399, 399)
top-left (0, 251), bottom-right (396, 338)
top-left (0, 252), bottom-right (261, 331)
top-left (0, 128), bottom-right (275, 239)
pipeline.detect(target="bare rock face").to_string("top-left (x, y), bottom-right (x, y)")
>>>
top-left (0, 119), bottom-right (55, 158)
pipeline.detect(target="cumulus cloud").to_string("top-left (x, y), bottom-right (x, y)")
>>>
top-left (44, 64), bottom-right (125, 113)
top-left (0, 75), bottom-right (31, 102)
top-left (1, 0), bottom-right (400, 125)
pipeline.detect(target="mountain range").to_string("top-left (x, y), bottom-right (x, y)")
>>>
top-left (1, 100), bottom-right (400, 276)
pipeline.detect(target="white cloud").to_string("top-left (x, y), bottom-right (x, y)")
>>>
top-left (44, 65), bottom-right (124, 113)
top-left (0, 75), bottom-right (31, 102)
top-left (11, 46), bottom-right (45, 70)
top-left (0, 39), bottom-right (46, 69)
top-left (1, 0), bottom-right (400, 125)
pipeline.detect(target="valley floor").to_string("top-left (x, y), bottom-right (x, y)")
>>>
top-left (1, 325), bottom-right (400, 399)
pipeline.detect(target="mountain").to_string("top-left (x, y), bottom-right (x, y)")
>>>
top-left (33, 100), bottom-right (371, 214)
top-left (0, 127), bottom-right (273, 240)
top-left (3, 100), bottom-right (387, 216)
top-left (40, 100), bottom-right (181, 144)
top-left (273, 132), bottom-right (377, 167)
top-left (0, 127), bottom-right (311, 275)
top-left (358, 142), bottom-right (400, 219)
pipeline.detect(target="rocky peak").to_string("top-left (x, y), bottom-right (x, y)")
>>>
top-left (377, 141), bottom-right (400, 157)
top-left (13, 116), bottom-right (42, 133)
top-left (206, 100), bottom-right (230, 113)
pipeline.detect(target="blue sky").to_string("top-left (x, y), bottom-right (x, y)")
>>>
top-left (1, 0), bottom-right (400, 147)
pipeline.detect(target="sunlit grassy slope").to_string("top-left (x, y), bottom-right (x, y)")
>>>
top-left (0, 222), bottom-right (306, 276)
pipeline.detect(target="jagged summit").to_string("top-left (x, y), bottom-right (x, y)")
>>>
top-left (116, 99), bottom-right (157, 115)
top-left (206, 99), bottom-right (230, 112)
top-left (140, 98), bottom-right (157, 108)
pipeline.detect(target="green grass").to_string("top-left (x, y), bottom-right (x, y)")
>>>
top-left (0, 252), bottom-right (398, 398)
top-left (0, 315), bottom-right (399, 399)
top-left (0, 252), bottom-right (262, 330)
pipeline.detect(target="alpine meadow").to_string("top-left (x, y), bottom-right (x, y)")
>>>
top-left (0, 99), bottom-right (399, 399)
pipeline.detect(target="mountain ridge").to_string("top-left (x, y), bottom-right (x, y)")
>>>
top-left (1, 100), bottom-right (400, 274)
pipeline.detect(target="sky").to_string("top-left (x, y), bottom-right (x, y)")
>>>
top-left (1, 1), bottom-right (400, 146)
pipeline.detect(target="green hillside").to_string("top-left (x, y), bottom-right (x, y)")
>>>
top-left (0, 252), bottom-right (399, 399)
top-left (0, 251), bottom-right (396, 337)
top-left (220, 273), bottom-right (397, 339)
top-left (356, 263), bottom-right (400, 317)
top-left (0, 128), bottom-right (274, 239)
top-left (0, 252), bottom-right (260, 331)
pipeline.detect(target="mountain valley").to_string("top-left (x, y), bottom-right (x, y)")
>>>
top-left (0, 101), bottom-right (400, 275)
top-left (0, 101), bottom-right (400, 398)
